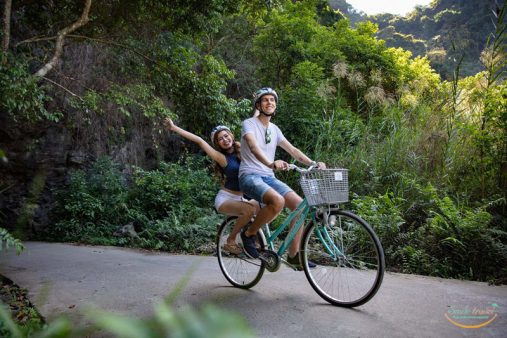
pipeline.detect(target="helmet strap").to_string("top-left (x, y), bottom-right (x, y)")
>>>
top-left (260, 110), bottom-right (275, 117)
top-left (257, 104), bottom-right (276, 117)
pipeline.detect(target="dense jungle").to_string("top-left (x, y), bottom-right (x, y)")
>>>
top-left (1, 0), bottom-right (506, 287)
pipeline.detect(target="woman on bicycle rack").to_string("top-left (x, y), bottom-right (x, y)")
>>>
top-left (164, 118), bottom-right (259, 255)
top-left (238, 87), bottom-right (325, 268)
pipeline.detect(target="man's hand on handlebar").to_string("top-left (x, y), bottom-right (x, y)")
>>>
top-left (309, 161), bottom-right (326, 169)
top-left (270, 160), bottom-right (290, 171)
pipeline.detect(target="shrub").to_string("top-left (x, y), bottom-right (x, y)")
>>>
top-left (49, 157), bottom-right (130, 243)
top-left (139, 212), bottom-right (221, 253)
top-left (351, 185), bottom-right (507, 282)
top-left (48, 155), bottom-right (221, 253)
top-left (128, 156), bottom-right (218, 223)
top-left (351, 192), bottom-right (405, 268)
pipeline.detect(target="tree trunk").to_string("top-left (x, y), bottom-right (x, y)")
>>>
top-left (34, 0), bottom-right (92, 78)
top-left (2, 0), bottom-right (12, 52)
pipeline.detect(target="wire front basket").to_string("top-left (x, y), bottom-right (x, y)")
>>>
top-left (299, 169), bottom-right (349, 206)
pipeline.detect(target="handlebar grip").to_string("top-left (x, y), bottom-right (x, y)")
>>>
top-left (289, 163), bottom-right (322, 173)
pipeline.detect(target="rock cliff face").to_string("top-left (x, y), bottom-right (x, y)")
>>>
top-left (0, 110), bottom-right (182, 237)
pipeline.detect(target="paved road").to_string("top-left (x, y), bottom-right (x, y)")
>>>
top-left (1, 242), bottom-right (506, 337)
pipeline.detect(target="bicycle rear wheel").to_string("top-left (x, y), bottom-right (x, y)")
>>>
top-left (217, 217), bottom-right (265, 289)
top-left (302, 210), bottom-right (384, 307)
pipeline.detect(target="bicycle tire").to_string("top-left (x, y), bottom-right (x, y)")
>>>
top-left (216, 216), bottom-right (266, 289)
top-left (301, 210), bottom-right (385, 307)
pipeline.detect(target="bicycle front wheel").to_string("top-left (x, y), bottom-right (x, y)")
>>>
top-left (302, 210), bottom-right (385, 307)
top-left (217, 217), bottom-right (265, 289)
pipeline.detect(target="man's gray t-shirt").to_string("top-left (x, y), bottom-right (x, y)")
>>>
top-left (239, 117), bottom-right (286, 178)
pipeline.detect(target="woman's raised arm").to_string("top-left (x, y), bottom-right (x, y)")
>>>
top-left (164, 118), bottom-right (227, 167)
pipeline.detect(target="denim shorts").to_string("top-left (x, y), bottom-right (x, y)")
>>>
top-left (239, 174), bottom-right (294, 204)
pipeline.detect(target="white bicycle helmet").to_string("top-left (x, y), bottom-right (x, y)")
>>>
top-left (210, 125), bottom-right (232, 148)
top-left (253, 87), bottom-right (278, 109)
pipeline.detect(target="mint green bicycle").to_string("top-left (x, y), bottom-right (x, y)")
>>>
top-left (216, 165), bottom-right (385, 307)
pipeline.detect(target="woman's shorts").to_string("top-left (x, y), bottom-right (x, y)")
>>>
top-left (239, 174), bottom-right (293, 204)
top-left (214, 189), bottom-right (246, 212)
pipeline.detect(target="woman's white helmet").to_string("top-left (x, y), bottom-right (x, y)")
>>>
top-left (210, 125), bottom-right (232, 148)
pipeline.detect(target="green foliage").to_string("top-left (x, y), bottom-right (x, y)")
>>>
top-left (316, 0), bottom-right (345, 26)
top-left (351, 184), bottom-right (507, 281)
top-left (105, 84), bottom-right (173, 118)
top-left (351, 192), bottom-right (405, 266)
top-left (328, 0), bottom-right (366, 26)
top-left (209, 14), bottom-right (260, 98)
top-left (147, 0), bottom-right (241, 34)
top-left (0, 303), bottom-right (22, 338)
top-left (0, 52), bottom-right (60, 122)
top-left (50, 157), bottom-right (130, 244)
top-left (253, 0), bottom-right (339, 87)
top-left (370, 0), bottom-right (501, 78)
top-left (1, 300), bottom-right (254, 338)
top-left (0, 228), bottom-right (24, 255)
top-left (48, 156), bottom-right (219, 253)
top-left (277, 61), bottom-right (327, 150)
top-left (0, 277), bottom-right (44, 338)
top-left (434, 9), bottom-right (461, 23)
top-left (138, 213), bottom-right (221, 253)
top-left (150, 33), bottom-right (249, 134)
top-left (129, 156), bottom-right (218, 221)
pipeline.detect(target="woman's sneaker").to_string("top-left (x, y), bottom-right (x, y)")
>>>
top-left (240, 229), bottom-right (259, 258)
top-left (287, 253), bottom-right (316, 270)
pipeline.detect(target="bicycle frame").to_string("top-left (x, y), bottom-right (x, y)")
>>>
top-left (262, 198), bottom-right (344, 260)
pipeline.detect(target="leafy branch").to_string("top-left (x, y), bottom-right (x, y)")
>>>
top-left (0, 228), bottom-right (24, 255)
top-left (483, 1), bottom-right (507, 86)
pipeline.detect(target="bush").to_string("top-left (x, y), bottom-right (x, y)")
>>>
top-left (47, 155), bottom-right (220, 252)
top-left (139, 212), bottom-right (221, 253)
top-left (49, 157), bottom-right (130, 243)
top-left (351, 184), bottom-right (507, 282)
top-left (351, 192), bottom-right (405, 268)
top-left (128, 156), bottom-right (217, 223)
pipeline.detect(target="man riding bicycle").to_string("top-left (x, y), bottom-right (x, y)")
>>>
top-left (239, 87), bottom-right (325, 268)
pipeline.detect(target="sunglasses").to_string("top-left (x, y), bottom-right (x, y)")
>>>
top-left (265, 128), bottom-right (271, 144)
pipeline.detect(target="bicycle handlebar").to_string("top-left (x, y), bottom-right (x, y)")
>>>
top-left (288, 163), bottom-right (320, 173)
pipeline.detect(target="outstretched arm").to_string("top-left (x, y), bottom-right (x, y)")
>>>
top-left (164, 118), bottom-right (227, 167)
top-left (279, 139), bottom-right (326, 168)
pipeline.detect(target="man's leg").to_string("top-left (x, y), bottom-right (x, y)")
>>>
top-left (239, 174), bottom-right (286, 258)
top-left (244, 189), bottom-right (284, 237)
top-left (283, 191), bottom-right (304, 258)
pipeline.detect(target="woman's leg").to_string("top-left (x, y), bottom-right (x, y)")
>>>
top-left (218, 200), bottom-right (258, 245)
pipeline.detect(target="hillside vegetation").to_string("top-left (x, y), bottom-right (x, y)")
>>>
top-left (0, 0), bottom-right (506, 283)
top-left (364, 0), bottom-right (506, 79)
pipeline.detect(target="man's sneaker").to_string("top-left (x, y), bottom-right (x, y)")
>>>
top-left (240, 229), bottom-right (259, 258)
top-left (286, 253), bottom-right (316, 270)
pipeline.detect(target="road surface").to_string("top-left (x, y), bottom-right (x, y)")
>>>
top-left (1, 242), bottom-right (506, 337)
